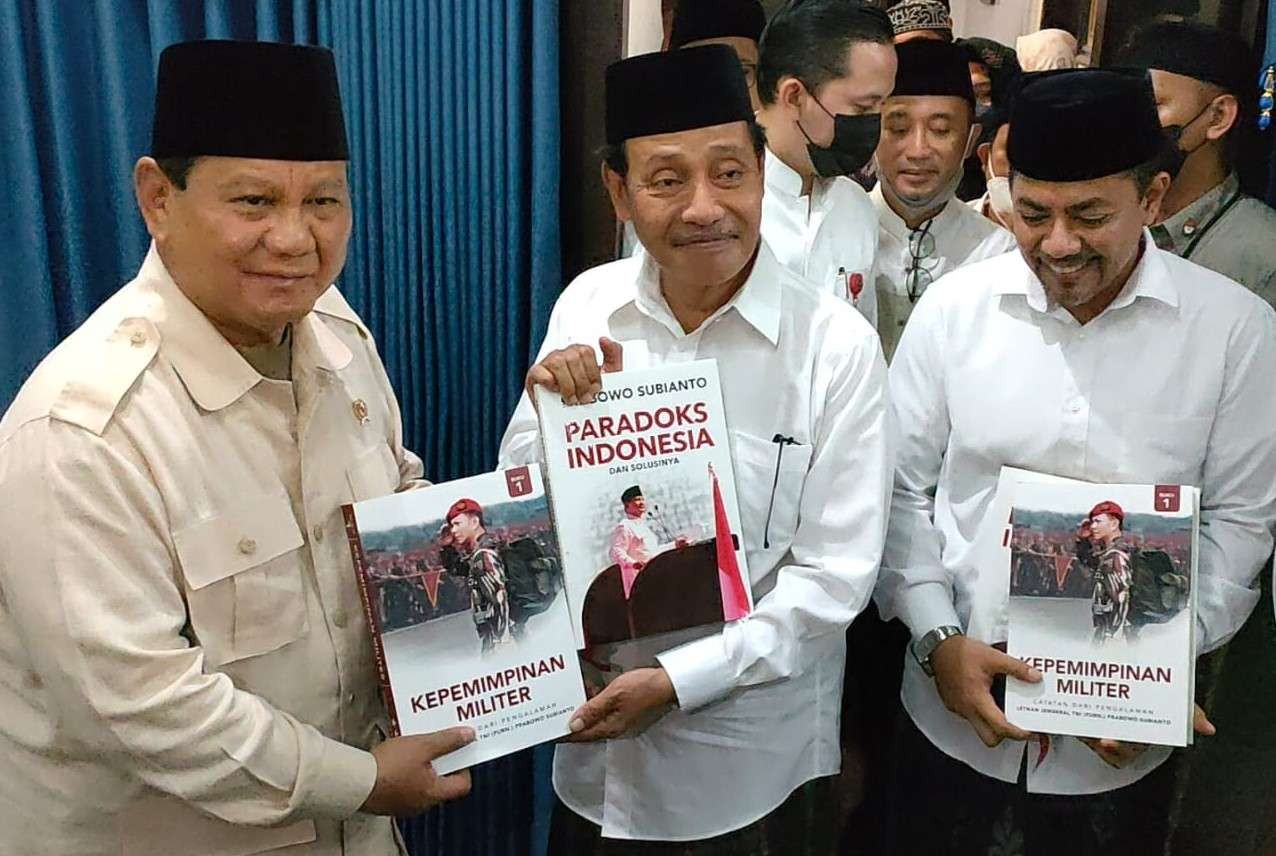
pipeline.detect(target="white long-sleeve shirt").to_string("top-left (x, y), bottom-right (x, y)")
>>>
top-left (870, 184), bottom-right (1017, 361)
top-left (498, 241), bottom-right (892, 840)
top-left (761, 148), bottom-right (881, 327)
top-left (878, 240), bottom-right (1276, 795)
top-left (608, 515), bottom-right (662, 597)
top-left (0, 246), bottom-right (417, 855)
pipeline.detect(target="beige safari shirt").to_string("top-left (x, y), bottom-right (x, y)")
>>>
top-left (0, 245), bottom-right (423, 855)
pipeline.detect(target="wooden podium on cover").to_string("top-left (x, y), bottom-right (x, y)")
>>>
top-left (580, 537), bottom-right (738, 646)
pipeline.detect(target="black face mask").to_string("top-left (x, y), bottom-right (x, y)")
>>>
top-left (797, 91), bottom-right (882, 178)
top-left (1161, 99), bottom-right (1216, 180)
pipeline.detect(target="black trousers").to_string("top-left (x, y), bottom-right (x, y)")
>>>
top-left (883, 713), bottom-right (1177, 856)
top-left (546, 777), bottom-right (835, 856)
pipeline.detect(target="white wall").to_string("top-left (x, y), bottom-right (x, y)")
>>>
top-left (623, 0), bottom-right (664, 57)
top-left (950, 0), bottom-right (1043, 46)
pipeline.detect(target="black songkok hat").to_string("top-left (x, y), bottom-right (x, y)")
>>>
top-left (605, 44), bottom-right (754, 146)
top-left (152, 40), bottom-right (349, 161)
top-left (621, 486), bottom-right (643, 504)
top-left (892, 40), bottom-right (975, 105)
top-left (1114, 20), bottom-right (1255, 97)
top-left (670, 0), bottom-right (768, 49)
top-left (1008, 69), bottom-right (1164, 182)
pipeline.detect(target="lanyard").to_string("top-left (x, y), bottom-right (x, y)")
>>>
top-left (1182, 188), bottom-right (1244, 261)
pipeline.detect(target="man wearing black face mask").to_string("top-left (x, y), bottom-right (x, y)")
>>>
top-left (756, 0), bottom-right (898, 326)
top-left (1117, 21), bottom-right (1276, 306)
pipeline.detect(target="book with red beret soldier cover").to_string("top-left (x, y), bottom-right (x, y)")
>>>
top-left (996, 471), bottom-right (1200, 748)
top-left (342, 466), bottom-right (584, 773)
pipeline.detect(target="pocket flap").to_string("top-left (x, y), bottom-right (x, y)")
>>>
top-left (173, 495), bottom-right (304, 591)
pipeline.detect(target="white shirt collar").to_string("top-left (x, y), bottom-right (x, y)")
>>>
top-left (764, 147), bottom-right (810, 201)
top-left (990, 234), bottom-right (1180, 317)
top-left (609, 241), bottom-right (784, 347)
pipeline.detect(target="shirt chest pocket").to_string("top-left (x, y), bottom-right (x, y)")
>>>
top-left (172, 495), bottom-right (307, 669)
top-left (1118, 412), bottom-right (1213, 484)
top-left (730, 429), bottom-right (814, 565)
top-left (346, 442), bottom-right (400, 503)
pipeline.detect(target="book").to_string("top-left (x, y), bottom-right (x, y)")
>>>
top-left (342, 465), bottom-right (585, 774)
top-left (1002, 472), bottom-right (1200, 747)
top-left (534, 359), bottom-right (752, 648)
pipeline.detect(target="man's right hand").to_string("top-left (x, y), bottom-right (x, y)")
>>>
top-left (929, 635), bottom-right (1042, 748)
top-left (360, 728), bottom-right (475, 816)
top-left (524, 337), bottom-right (624, 405)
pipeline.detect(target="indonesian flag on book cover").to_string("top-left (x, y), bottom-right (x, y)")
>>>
top-left (711, 464), bottom-right (750, 621)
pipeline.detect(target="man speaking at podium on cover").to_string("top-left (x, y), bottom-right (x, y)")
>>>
top-left (608, 485), bottom-right (689, 598)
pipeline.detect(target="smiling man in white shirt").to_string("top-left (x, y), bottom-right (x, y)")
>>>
top-left (877, 69), bottom-right (1276, 855)
top-left (498, 44), bottom-right (891, 853)
top-left (871, 39), bottom-right (1017, 361)
top-left (754, 0), bottom-right (897, 324)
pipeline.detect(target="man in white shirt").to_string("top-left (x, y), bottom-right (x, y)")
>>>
top-left (498, 44), bottom-right (891, 852)
top-left (754, 0), bottom-right (897, 324)
top-left (608, 485), bottom-right (663, 596)
top-left (877, 69), bottom-right (1276, 854)
top-left (0, 41), bottom-right (471, 855)
top-left (871, 39), bottom-right (1017, 360)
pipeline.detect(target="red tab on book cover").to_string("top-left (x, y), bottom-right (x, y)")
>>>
top-left (506, 466), bottom-right (532, 498)
top-left (1154, 484), bottom-right (1181, 513)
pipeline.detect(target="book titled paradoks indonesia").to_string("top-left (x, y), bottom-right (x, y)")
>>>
top-left (534, 359), bottom-right (752, 649)
top-left (342, 467), bottom-right (584, 774)
top-left (1001, 472), bottom-right (1200, 747)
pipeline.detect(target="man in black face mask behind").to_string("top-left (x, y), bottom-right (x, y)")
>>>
top-left (756, 0), bottom-right (898, 326)
top-left (1117, 20), bottom-right (1276, 306)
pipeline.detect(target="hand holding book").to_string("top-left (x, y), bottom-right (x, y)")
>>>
top-left (565, 666), bottom-right (676, 743)
top-left (1078, 704), bottom-right (1216, 769)
top-left (930, 635), bottom-right (1042, 748)
top-left (524, 337), bottom-right (624, 406)
top-left (360, 727), bottom-right (476, 816)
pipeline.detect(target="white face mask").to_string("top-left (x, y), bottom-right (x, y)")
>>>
top-left (985, 174), bottom-right (1014, 225)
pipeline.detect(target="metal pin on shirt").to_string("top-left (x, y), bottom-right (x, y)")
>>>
top-left (352, 399), bottom-right (370, 424)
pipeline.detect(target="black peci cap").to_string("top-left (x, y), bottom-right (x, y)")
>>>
top-left (1008, 69), bottom-right (1164, 182)
top-left (605, 44), bottom-right (754, 146)
top-left (670, 0), bottom-right (767, 49)
top-left (152, 40), bottom-right (349, 161)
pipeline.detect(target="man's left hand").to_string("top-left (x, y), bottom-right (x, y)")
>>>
top-left (1079, 703), bottom-right (1214, 768)
top-left (565, 667), bottom-right (676, 742)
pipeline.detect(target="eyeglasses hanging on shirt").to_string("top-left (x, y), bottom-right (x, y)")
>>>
top-left (905, 219), bottom-right (939, 303)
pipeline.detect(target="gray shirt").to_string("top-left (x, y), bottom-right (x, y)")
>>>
top-left (1151, 173), bottom-right (1276, 308)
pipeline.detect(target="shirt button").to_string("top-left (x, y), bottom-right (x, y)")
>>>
top-left (1069, 398), bottom-right (1083, 414)
top-left (312, 525), bottom-right (325, 543)
top-left (347, 692), bottom-right (357, 704)
top-left (237, 537), bottom-right (258, 555)
top-left (129, 330), bottom-right (147, 347)
top-left (332, 609), bottom-right (349, 629)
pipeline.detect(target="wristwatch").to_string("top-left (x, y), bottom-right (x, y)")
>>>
top-left (911, 625), bottom-right (964, 677)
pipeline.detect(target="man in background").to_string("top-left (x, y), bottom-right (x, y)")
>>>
top-left (886, 0), bottom-right (952, 44)
top-left (1118, 20), bottom-right (1276, 304)
top-left (871, 39), bottom-right (1016, 360)
top-left (668, 0), bottom-right (767, 110)
top-left (755, 0), bottom-right (897, 324)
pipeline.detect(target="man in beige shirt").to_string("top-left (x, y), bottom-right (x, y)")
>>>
top-left (0, 41), bottom-right (470, 855)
